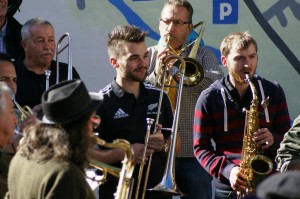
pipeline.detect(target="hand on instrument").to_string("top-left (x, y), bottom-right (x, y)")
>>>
top-left (253, 128), bottom-right (274, 149)
top-left (131, 143), bottom-right (154, 165)
top-left (229, 166), bottom-right (247, 191)
top-left (155, 46), bottom-right (177, 75)
top-left (148, 124), bottom-right (164, 152)
top-left (155, 47), bottom-right (168, 75)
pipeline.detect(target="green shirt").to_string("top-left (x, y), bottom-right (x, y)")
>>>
top-left (5, 151), bottom-right (95, 199)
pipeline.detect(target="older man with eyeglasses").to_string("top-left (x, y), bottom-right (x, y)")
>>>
top-left (146, 0), bottom-right (224, 198)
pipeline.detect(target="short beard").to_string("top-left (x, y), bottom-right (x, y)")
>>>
top-left (126, 72), bottom-right (146, 82)
top-left (229, 68), bottom-right (246, 84)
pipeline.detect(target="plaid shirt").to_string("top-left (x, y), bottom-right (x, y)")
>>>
top-left (147, 44), bottom-right (224, 157)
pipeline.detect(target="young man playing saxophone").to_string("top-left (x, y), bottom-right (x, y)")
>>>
top-left (193, 31), bottom-right (291, 199)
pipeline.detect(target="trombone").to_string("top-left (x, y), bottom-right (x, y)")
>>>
top-left (158, 21), bottom-right (206, 88)
top-left (148, 54), bottom-right (186, 196)
top-left (157, 21), bottom-right (205, 111)
top-left (134, 118), bottom-right (155, 199)
top-left (43, 32), bottom-right (73, 90)
top-left (136, 21), bottom-right (207, 197)
top-left (134, 53), bottom-right (186, 199)
top-left (55, 32), bottom-right (73, 84)
top-left (45, 70), bottom-right (51, 91)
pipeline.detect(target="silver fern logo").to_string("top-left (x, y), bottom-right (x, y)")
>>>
top-left (148, 103), bottom-right (158, 111)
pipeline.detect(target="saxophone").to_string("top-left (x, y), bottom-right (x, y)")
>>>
top-left (237, 73), bottom-right (273, 199)
top-left (90, 137), bottom-right (135, 199)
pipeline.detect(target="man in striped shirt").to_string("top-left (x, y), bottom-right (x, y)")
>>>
top-left (193, 31), bottom-right (291, 199)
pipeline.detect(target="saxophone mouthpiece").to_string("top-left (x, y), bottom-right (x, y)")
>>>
top-left (244, 72), bottom-right (250, 82)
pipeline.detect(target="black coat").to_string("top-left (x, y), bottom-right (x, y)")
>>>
top-left (5, 16), bottom-right (23, 61)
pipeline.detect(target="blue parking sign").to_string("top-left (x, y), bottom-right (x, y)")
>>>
top-left (213, 0), bottom-right (238, 24)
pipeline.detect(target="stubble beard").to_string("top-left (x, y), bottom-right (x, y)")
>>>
top-left (229, 68), bottom-right (247, 85)
top-left (127, 71), bottom-right (146, 83)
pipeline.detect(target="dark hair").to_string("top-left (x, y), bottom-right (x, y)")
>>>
top-left (220, 31), bottom-right (258, 58)
top-left (19, 111), bottom-right (93, 171)
top-left (107, 25), bottom-right (148, 58)
top-left (0, 53), bottom-right (13, 63)
top-left (162, 0), bottom-right (194, 23)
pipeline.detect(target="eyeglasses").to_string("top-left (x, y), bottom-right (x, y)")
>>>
top-left (160, 18), bottom-right (190, 27)
top-left (91, 115), bottom-right (100, 129)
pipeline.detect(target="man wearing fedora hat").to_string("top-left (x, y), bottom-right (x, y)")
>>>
top-left (5, 79), bottom-right (102, 199)
top-left (90, 25), bottom-right (174, 199)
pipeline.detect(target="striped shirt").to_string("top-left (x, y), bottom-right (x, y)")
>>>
top-left (193, 75), bottom-right (291, 191)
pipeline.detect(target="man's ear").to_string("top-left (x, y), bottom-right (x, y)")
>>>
top-left (110, 57), bottom-right (118, 69)
top-left (221, 56), bottom-right (228, 68)
top-left (188, 23), bottom-right (193, 33)
top-left (20, 40), bottom-right (26, 49)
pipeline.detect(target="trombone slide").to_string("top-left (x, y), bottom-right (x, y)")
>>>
top-left (55, 32), bottom-right (72, 84)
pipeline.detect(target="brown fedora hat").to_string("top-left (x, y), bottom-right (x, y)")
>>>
top-left (37, 79), bottom-right (103, 124)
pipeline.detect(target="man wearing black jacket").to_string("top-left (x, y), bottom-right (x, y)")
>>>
top-left (0, 0), bottom-right (23, 61)
top-left (14, 17), bottom-right (80, 108)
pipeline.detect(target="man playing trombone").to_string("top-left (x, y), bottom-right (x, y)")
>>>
top-left (146, 1), bottom-right (224, 198)
top-left (90, 25), bottom-right (173, 199)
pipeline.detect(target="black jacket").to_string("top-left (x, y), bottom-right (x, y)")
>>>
top-left (15, 59), bottom-right (81, 108)
top-left (5, 16), bottom-right (23, 61)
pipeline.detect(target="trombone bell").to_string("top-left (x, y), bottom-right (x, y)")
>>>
top-left (172, 57), bottom-right (204, 87)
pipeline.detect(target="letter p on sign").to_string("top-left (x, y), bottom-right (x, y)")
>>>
top-left (213, 0), bottom-right (238, 24)
top-left (220, 3), bottom-right (232, 20)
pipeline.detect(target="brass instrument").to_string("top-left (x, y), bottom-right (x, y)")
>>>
top-left (134, 118), bottom-right (155, 199)
top-left (90, 137), bottom-right (135, 199)
top-left (89, 159), bottom-right (121, 185)
top-left (135, 53), bottom-right (186, 198)
top-left (237, 73), bottom-right (273, 198)
top-left (55, 32), bottom-right (73, 84)
top-left (43, 33), bottom-right (72, 90)
top-left (134, 21), bottom-right (206, 198)
top-left (148, 54), bottom-right (185, 196)
top-left (157, 21), bottom-right (206, 111)
top-left (45, 70), bottom-right (51, 91)
top-left (158, 21), bottom-right (206, 88)
top-left (13, 98), bottom-right (33, 121)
